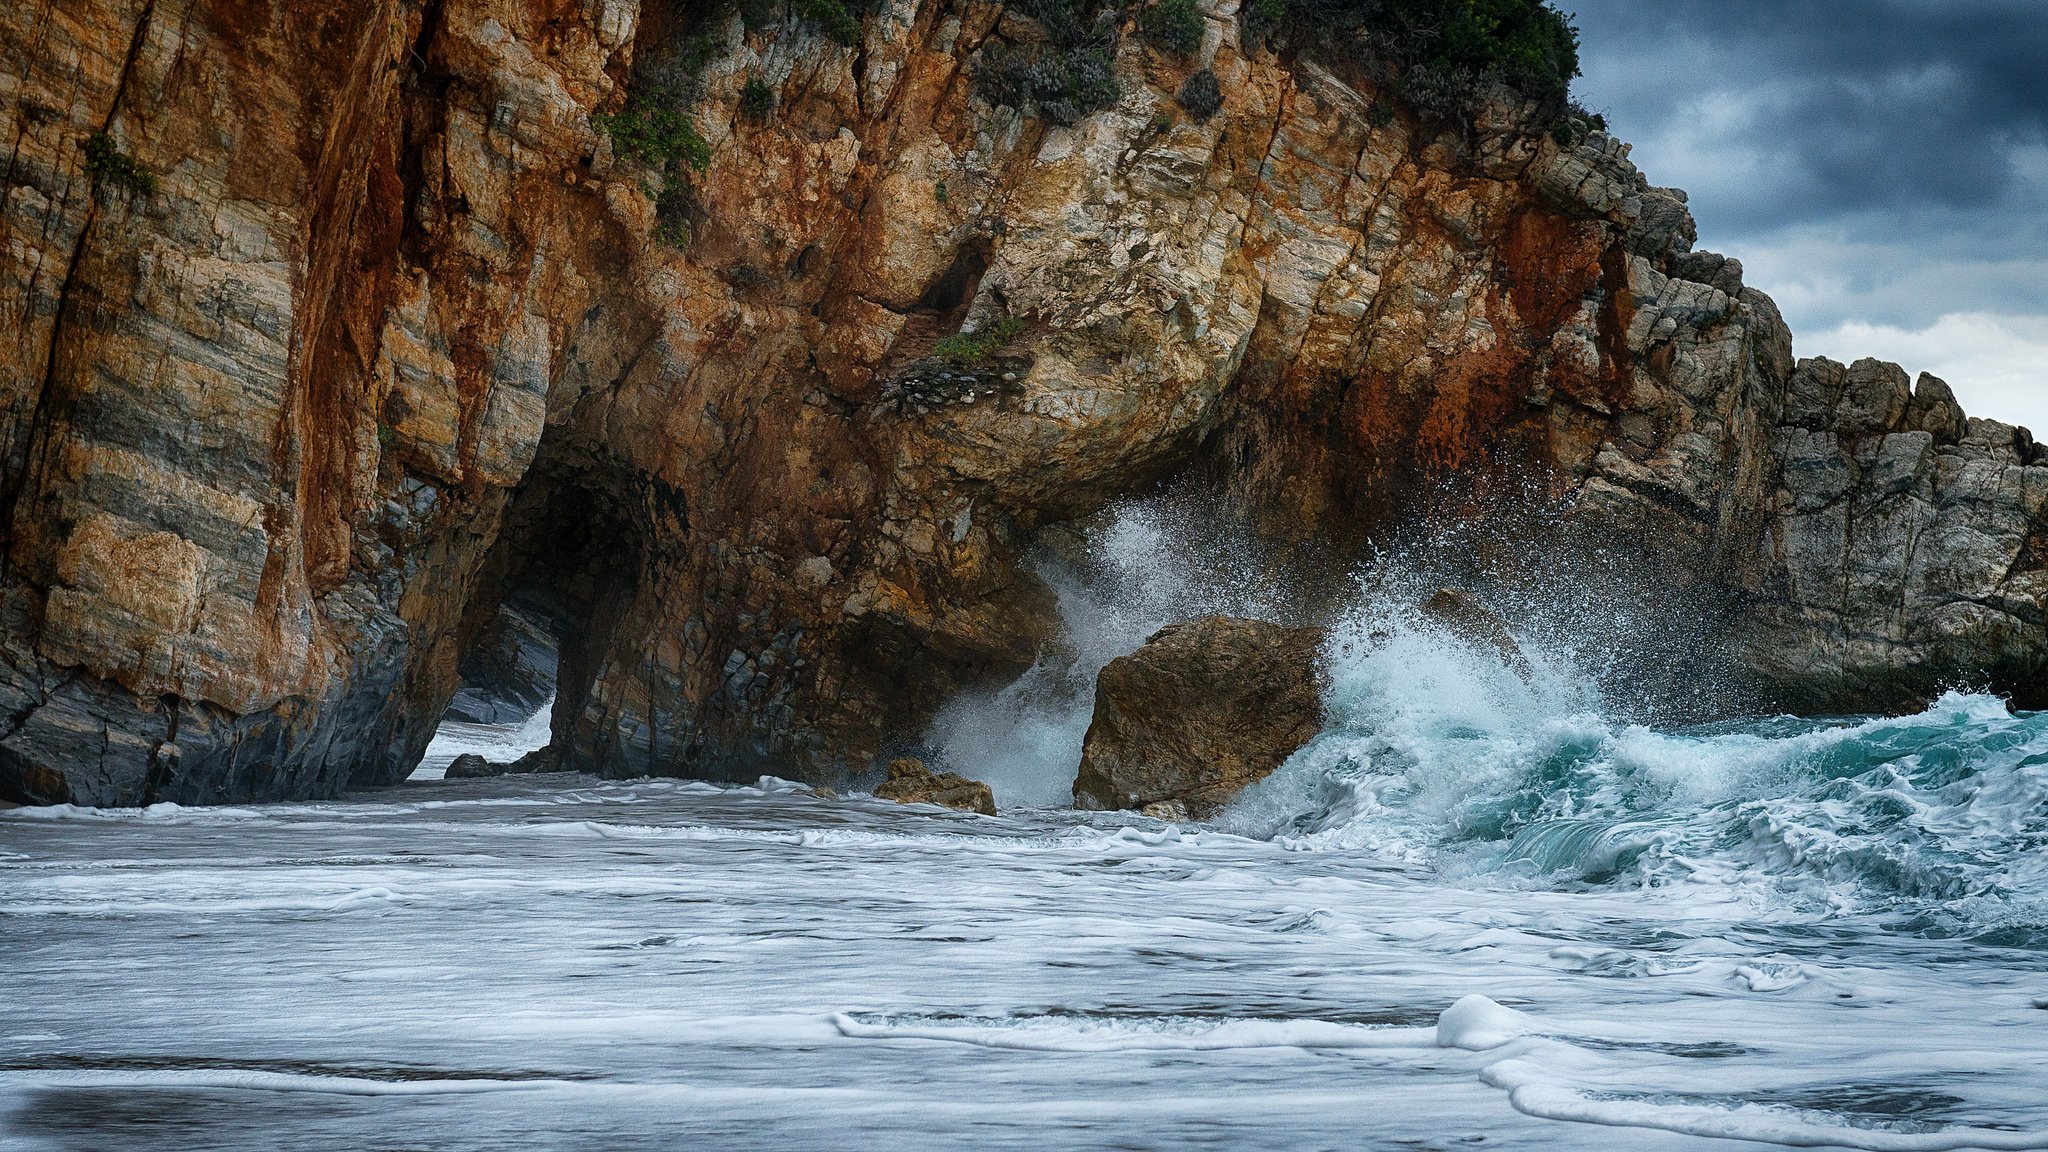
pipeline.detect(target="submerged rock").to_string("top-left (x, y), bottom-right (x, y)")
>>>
top-left (444, 754), bottom-right (500, 780)
top-left (873, 758), bottom-right (996, 816)
top-left (443, 746), bottom-right (558, 779)
top-left (1074, 617), bottom-right (1326, 818)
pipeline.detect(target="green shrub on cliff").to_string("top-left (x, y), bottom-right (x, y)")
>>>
top-left (593, 6), bottom-right (730, 250)
top-left (653, 183), bottom-right (694, 248)
top-left (1242, 0), bottom-right (1582, 128)
top-left (793, 0), bottom-right (865, 44)
top-left (1141, 0), bottom-right (1205, 55)
top-left (83, 131), bottom-right (158, 197)
top-left (595, 95), bottom-right (712, 173)
top-left (740, 75), bottom-right (776, 121)
top-left (975, 0), bottom-right (1122, 125)
top-left (1178, 68), bottom-right (1223, 120)
top-left (931, 316), bottom-right (1025, 367)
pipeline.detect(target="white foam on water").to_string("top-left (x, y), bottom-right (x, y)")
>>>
top-left (6, 776), bottom-right (2047, 1150)
top-left (410, 696), bottom-right (555, 780)
top-left (832, 1011), bottom-right (1437, 1052)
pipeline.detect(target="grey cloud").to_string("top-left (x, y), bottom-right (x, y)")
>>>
top-left (1569, 0), bottom-right (2048, 224)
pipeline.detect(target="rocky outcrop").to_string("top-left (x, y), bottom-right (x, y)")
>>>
top-left (1730, 363), bottom-right (2048, 709)
top-left (1074, 616), bottom-right (1324, 817)
top-left (444, 747), bottom-right (557, 778)
top-left (444, 753), bottom-right (499, 779)
top-left (872, 757), bottom-right (995, 815)
top-left (0, 0), bottom-right (2040, 805)
top-left (0, 0), bottom-right (642, 805)
top-left (445, 604), bottom-right (557, 725)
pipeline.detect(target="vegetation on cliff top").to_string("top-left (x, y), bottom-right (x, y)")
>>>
top-left (977, 0), bottom-right (1123, 126)
top-left (1243, 0), bottom-right (1583, 127)
top-left (973, 0), bottom-right (1587, 134)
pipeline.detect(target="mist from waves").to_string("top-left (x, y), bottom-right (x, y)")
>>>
top-left (923, 497), bottom-right (1302, 807)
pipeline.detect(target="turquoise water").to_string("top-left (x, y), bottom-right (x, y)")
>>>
top-left (1225, 609), bottom-right (2048, 947)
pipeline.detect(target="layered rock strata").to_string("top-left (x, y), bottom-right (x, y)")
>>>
top-left (1, 0), bottom-right (2041, 805)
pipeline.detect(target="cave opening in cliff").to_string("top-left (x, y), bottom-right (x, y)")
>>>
top-left (418, 440), bottom-right (674, 778)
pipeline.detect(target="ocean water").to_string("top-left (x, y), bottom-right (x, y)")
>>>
top-left (6, 509), bottom-right (2048, 1150)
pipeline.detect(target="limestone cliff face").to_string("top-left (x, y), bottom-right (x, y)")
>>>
top-left (1, 0), bottom-right (2041, 805)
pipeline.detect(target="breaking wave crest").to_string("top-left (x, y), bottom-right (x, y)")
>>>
top-left (1219, 601), bottom-right (2048, 934)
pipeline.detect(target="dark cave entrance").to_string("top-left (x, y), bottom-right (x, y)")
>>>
top-left (421, 435), bottom-right (666, 777)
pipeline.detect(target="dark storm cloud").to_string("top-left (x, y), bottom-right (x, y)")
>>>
top-left (1567, 0), bottom-right (2048, 223)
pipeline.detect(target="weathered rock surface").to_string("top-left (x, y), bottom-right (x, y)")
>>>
top-left (443, 754), bottom-right (499, 780)
top-left (1074, 616), bottom-right (1325, 817)
top-left (1731, 364), bottom-right (2048, 709)
top-left (0, 0), bottom-right (2040, 805)
top-left (445, 605), bottom-right (558, 726)
top-left (872, 757), bottom-right (995, 815)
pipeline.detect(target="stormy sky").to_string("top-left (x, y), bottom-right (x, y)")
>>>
top-left (1565, 0), bottom-right (2048, 430)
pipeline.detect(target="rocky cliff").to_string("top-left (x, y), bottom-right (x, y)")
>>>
top-left (2, 0), bottom-right (2042, 805)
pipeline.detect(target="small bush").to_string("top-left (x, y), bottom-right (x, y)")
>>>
top-left (794, 0), bottom-right (862, 44)
top-left (1550, 98), bottom-right (1607, 146)
top-left (653, 182), bottom-right (693, 248)
top-left (82, 131), bottom-right (157, 197)
top-left (931, 316), bottom-right (1025, 367)
top-left (739, 0), bottom-right (778, 31)
top-left (935, 179), bottom-right (949, 204)
top-left (1141, 0), bottom-right (1204, 55)
top-left (1009, 0), bottom-right (1102, 45)
top-left (1178, 68), bottom-right (1222, 121)
top-left (739, 75), bottom-right (776, 121)
top-left (1239, 0), bottom-right (1285, 42)
top-left (595, 94), bottom-right (711, 173)
top-left (1368, 99), bottom-right (1395, 128)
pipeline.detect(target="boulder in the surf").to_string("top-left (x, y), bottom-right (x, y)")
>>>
top-left (1073, 616), bottom-right (1326, 818)
top-left (444, 753), bottom-right (500, 779)
top-left (444, 746), bottom-right (560, 779)
top-left (874, 758), bottom-right (997, 816)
